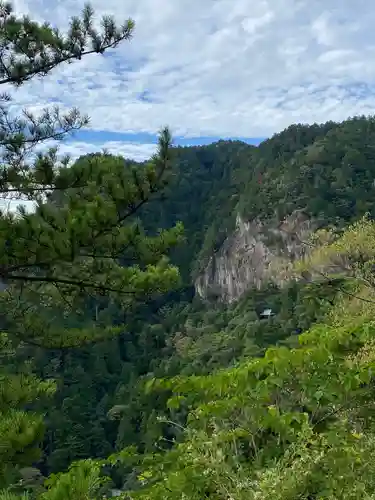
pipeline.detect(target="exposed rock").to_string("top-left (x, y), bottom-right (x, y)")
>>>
top-left (195, 210), bottom-right (316, 303)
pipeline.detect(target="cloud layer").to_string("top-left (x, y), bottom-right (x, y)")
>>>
top-left (9, 0), bottom-right (375, 159)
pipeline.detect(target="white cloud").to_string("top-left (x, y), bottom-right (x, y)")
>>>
top-left (7, 0), bottom-right (375, 143)
top-left (0, 198), bottom-right (36, 214)
top-left (54, 140), bottom-right (157, 162)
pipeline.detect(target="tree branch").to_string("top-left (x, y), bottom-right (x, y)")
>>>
top-left (0, 36), bottom-right (133, 86)
top-left (4, 273), bottom-right (139, 295)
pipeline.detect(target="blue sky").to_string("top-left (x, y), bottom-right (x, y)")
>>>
top-left (8, 0), bottom-right (375, 163)
top-left (71, 129), bottom-right (264, 152)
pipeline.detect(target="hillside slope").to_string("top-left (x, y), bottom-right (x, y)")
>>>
top-left (25, 115), bottom-right (375, 484)
top-left (137, 116), bottom-right (375, 301)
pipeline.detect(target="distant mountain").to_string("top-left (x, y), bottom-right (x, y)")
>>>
top-left (136, 116), bottom-right (375, 300)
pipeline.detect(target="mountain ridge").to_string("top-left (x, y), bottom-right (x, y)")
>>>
top-left (134, 115), bottom-right (375, 301)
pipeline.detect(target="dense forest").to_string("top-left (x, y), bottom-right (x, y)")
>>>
top-left (3, 2), bottom-right (375, 499)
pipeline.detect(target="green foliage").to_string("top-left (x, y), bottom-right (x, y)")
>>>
top-left (39, 460), bottom-right (106, 500)
top-left (0, 134), bottom-right (181, 308)
top-left (0, 332), bottom-right (55, 488)
top-left (237, 117), bottom-right (375, 225)
top-left (137, 117), bottom-right (375, 282)
top-left (109, 220), bottom-right (375, 499)
top-left (0, 1), bottom-right (134, 86)
top-left (16, 113), bottom-right (375, 495)
top-left (123, 316), bottom-right (375, 499)
top-left (139, 140), bottom-right (252, 279)
top-left (0, 2), bottom-right (181, 497)
top-left (104, 279), bottom-right (340, 477)
top-left (3, 1), bottom-right (375, 497)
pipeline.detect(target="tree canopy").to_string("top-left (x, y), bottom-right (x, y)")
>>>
top-left (3, 1), bottom-right (375, 499)
top-left (0, 2), bottom-right (181, 496)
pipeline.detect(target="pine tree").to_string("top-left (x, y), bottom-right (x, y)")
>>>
top-left (0, 2), bottom-right (182, 496)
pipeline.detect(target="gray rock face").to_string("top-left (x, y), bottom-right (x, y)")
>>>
top-left (195, 210), bottom-right (315, 303)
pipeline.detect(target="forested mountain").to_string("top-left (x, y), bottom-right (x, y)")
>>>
top-left (137, 116), bottom-right (375, 282)
top-left (3, 2), bottom-right (375, 498)
top-left (10, 114), bottom-right (375, 497)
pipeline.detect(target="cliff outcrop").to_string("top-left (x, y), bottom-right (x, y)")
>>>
top-left (195, 210), bottom-right (316, 303)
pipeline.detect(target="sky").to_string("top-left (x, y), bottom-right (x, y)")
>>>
top-left (7, 0), bottom-right (375, 164)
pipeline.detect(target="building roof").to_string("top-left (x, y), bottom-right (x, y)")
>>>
top-left (260, 308), bottom-right (274, 317)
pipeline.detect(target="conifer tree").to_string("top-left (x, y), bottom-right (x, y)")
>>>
top-left (0, 2), bottom-right (182, 495)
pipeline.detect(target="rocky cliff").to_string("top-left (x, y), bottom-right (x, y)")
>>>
top-left (195, 210), bottom-right (316, 303)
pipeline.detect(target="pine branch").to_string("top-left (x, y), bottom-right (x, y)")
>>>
top-left (3, 273), bottom-right (140, 294)
top-left (0, 2), bottom-right (135, 87)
